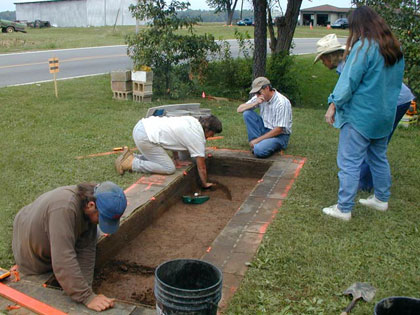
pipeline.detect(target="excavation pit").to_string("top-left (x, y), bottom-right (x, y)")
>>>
top-left (3, 150), bottom-right (305, 314)
top-left (93, 155), bottom-right (270, 307)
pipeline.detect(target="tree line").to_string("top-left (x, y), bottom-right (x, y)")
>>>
top-left (0, 11), bottom-right (16, 20)
top-left (177, 9), bottom-right (253, 23)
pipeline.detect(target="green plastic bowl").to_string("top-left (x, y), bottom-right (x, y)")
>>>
top-left (182, 195), bottom-right (210, 204)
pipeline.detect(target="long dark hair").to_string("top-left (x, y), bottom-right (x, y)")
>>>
top-left (77, 183), bottom-right (97, 209)
top-left (345, 6), bottom-right (403, 66)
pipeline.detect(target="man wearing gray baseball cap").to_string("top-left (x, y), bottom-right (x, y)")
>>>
top-left (237, 77), bottom-right (293, 158)
top-left (12, 181), bottom-right (127, 312)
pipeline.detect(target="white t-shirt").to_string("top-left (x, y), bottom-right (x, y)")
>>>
top-left (142, 116), bottom-right (206, 157)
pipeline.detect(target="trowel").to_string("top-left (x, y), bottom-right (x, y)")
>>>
top-left (340, 282), bottom-right (376, 314)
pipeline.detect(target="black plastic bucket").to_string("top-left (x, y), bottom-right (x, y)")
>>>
top-left (374, 296), bottom-right (420, 315)
top-left (154, 259), bottom-right (223, 315)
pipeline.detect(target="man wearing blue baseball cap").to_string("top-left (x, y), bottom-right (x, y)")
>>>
top-left (12, 181), bottom-right (127, 312)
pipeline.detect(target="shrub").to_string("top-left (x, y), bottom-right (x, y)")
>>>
top-left (126, 0), bottom-right (219, 97)
top-left (266, 52), bottom-right (300, 106)
top-left (198, 30), bottom-right (254, 99)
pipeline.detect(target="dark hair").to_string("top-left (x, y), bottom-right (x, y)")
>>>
top-left (199, 115), bottom-right (222, 134)
top-left (262, 84), bottom-right (274, 91)
top-left (345, 6), bottom-right (403, 66)
top-left (77, 183), bottom-right (97, 209)
top-left (256, 84), bottom-right (274, 95)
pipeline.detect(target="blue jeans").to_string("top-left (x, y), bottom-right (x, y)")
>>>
top-left (359, 102), bottom-right (411, 191)
top-left (337, 124), bottom-right (391, 213)
top-left (243, 110), bottom-right (289, 158)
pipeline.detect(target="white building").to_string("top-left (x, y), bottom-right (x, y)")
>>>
top-left (300, 4), bottom-right (351, 26)
top-left (15, 0), bottom-right (139, 27)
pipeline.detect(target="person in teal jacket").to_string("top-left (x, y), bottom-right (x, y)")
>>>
top-left (314, 34), bottom-right (415, 193)
top-left (322, 6), bottom-right (405, 221)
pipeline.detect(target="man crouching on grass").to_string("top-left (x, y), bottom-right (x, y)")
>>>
top-left (237, 77), bottom-right (292, 158)
top-left (12, 181), bottom-right (127, 312)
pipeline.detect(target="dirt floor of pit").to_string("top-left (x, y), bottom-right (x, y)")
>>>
top-left (93, 174), bottom-right (259, 306)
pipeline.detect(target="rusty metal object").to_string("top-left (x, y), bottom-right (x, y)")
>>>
top-left (341, 282), bottom-right (376, 315)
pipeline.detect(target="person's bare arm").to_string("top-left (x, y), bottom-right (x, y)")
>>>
top-left (325, 103), bottom-right (336, 125)
top-left (237, 95), bottom-right (264, 113)
top-left (249, 127), bottom-right (284, 148)
top-left (196, 157), bottom-right (213, 188)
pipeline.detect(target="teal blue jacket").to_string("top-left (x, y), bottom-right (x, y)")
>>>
top-left (328, 39), bottom-right (404, 139)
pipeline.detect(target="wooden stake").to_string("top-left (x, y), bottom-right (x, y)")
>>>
top-left (53, 72), bottom-right (58, 98)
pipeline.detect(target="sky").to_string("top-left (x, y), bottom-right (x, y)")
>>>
top-left (0, 0), bottom-right (353, 13)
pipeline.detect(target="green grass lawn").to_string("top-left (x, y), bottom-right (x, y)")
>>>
top-left (0, 24), bottom-right (348, 53)
top-left (0, 55), bottom-right (418, 314)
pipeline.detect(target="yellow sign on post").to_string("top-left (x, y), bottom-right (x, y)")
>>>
top-left (49, 57), bottom-right (59, 98)
top-left (49, 58), bottom-right (59, 73)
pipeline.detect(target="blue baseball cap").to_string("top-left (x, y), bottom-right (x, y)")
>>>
top-left (94, 181), bottom-right (127, 234)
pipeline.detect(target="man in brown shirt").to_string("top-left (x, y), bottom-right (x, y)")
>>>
top-left (12, 181), bottom-right (127, 312)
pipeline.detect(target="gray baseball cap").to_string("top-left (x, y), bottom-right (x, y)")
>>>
top-left (250, 77), bottom-right (271, 94)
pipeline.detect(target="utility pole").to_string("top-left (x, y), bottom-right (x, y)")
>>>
top-left (104, 0), bottom-right (107, 26)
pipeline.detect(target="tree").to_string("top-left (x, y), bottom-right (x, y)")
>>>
top-left (352, 0), bottom-right (420, 97)
top-left (207, 0), bottom-right (239, 25)
top-left (177, 9), bottom-right (253, 22)
top-left (252, 0), bottom-right (303, 77)
top-left (127, 0), bottom-right (219, 96)
top-left (268, 0), bottom-right (303, 54)
top-left (252, 0), bottom-right (267, 78)
top-left (0, 11), bottom-right (16, 20)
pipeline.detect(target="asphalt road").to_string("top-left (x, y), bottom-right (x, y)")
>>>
top-left (0, 38), bottom-right (346, 88)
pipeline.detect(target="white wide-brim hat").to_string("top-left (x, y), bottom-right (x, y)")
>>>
top-left (314, 34), bottom-right (346, 63)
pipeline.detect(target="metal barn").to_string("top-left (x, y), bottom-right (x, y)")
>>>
top-left (15, 0), bottom-right (138, 27)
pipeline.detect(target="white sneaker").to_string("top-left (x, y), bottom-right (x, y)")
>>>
top-left (359, 195), bottom-right (388, 211)
top-left (322, 204), bottom-right (351, 221)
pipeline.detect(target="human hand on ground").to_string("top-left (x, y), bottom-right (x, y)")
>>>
top-left (325, 103), bottom-right (336, 125)
top-left (202, 182), bottom-right (214, 189)
top-left (86, 294), bottom-right (115, 312)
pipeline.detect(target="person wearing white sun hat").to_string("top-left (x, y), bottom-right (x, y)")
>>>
top-left (319, 6), bottom-right (405, 221)
top-left (315, 32), bottom-right (415, 195)
top-left (314, 33), bottom-right (346, 66)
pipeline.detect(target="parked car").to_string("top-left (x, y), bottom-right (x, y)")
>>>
top-left (236, 18), bottom-right (253, 26)
top-left (331, 18), bottom-right (349, 29)
top-left (0, 19), bottom-right (27, 33)
top-left (27, 20), bottom-right (51, 28)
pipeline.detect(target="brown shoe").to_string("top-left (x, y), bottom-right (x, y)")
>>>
top-left (115, 147), bottom-right (134, 175)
